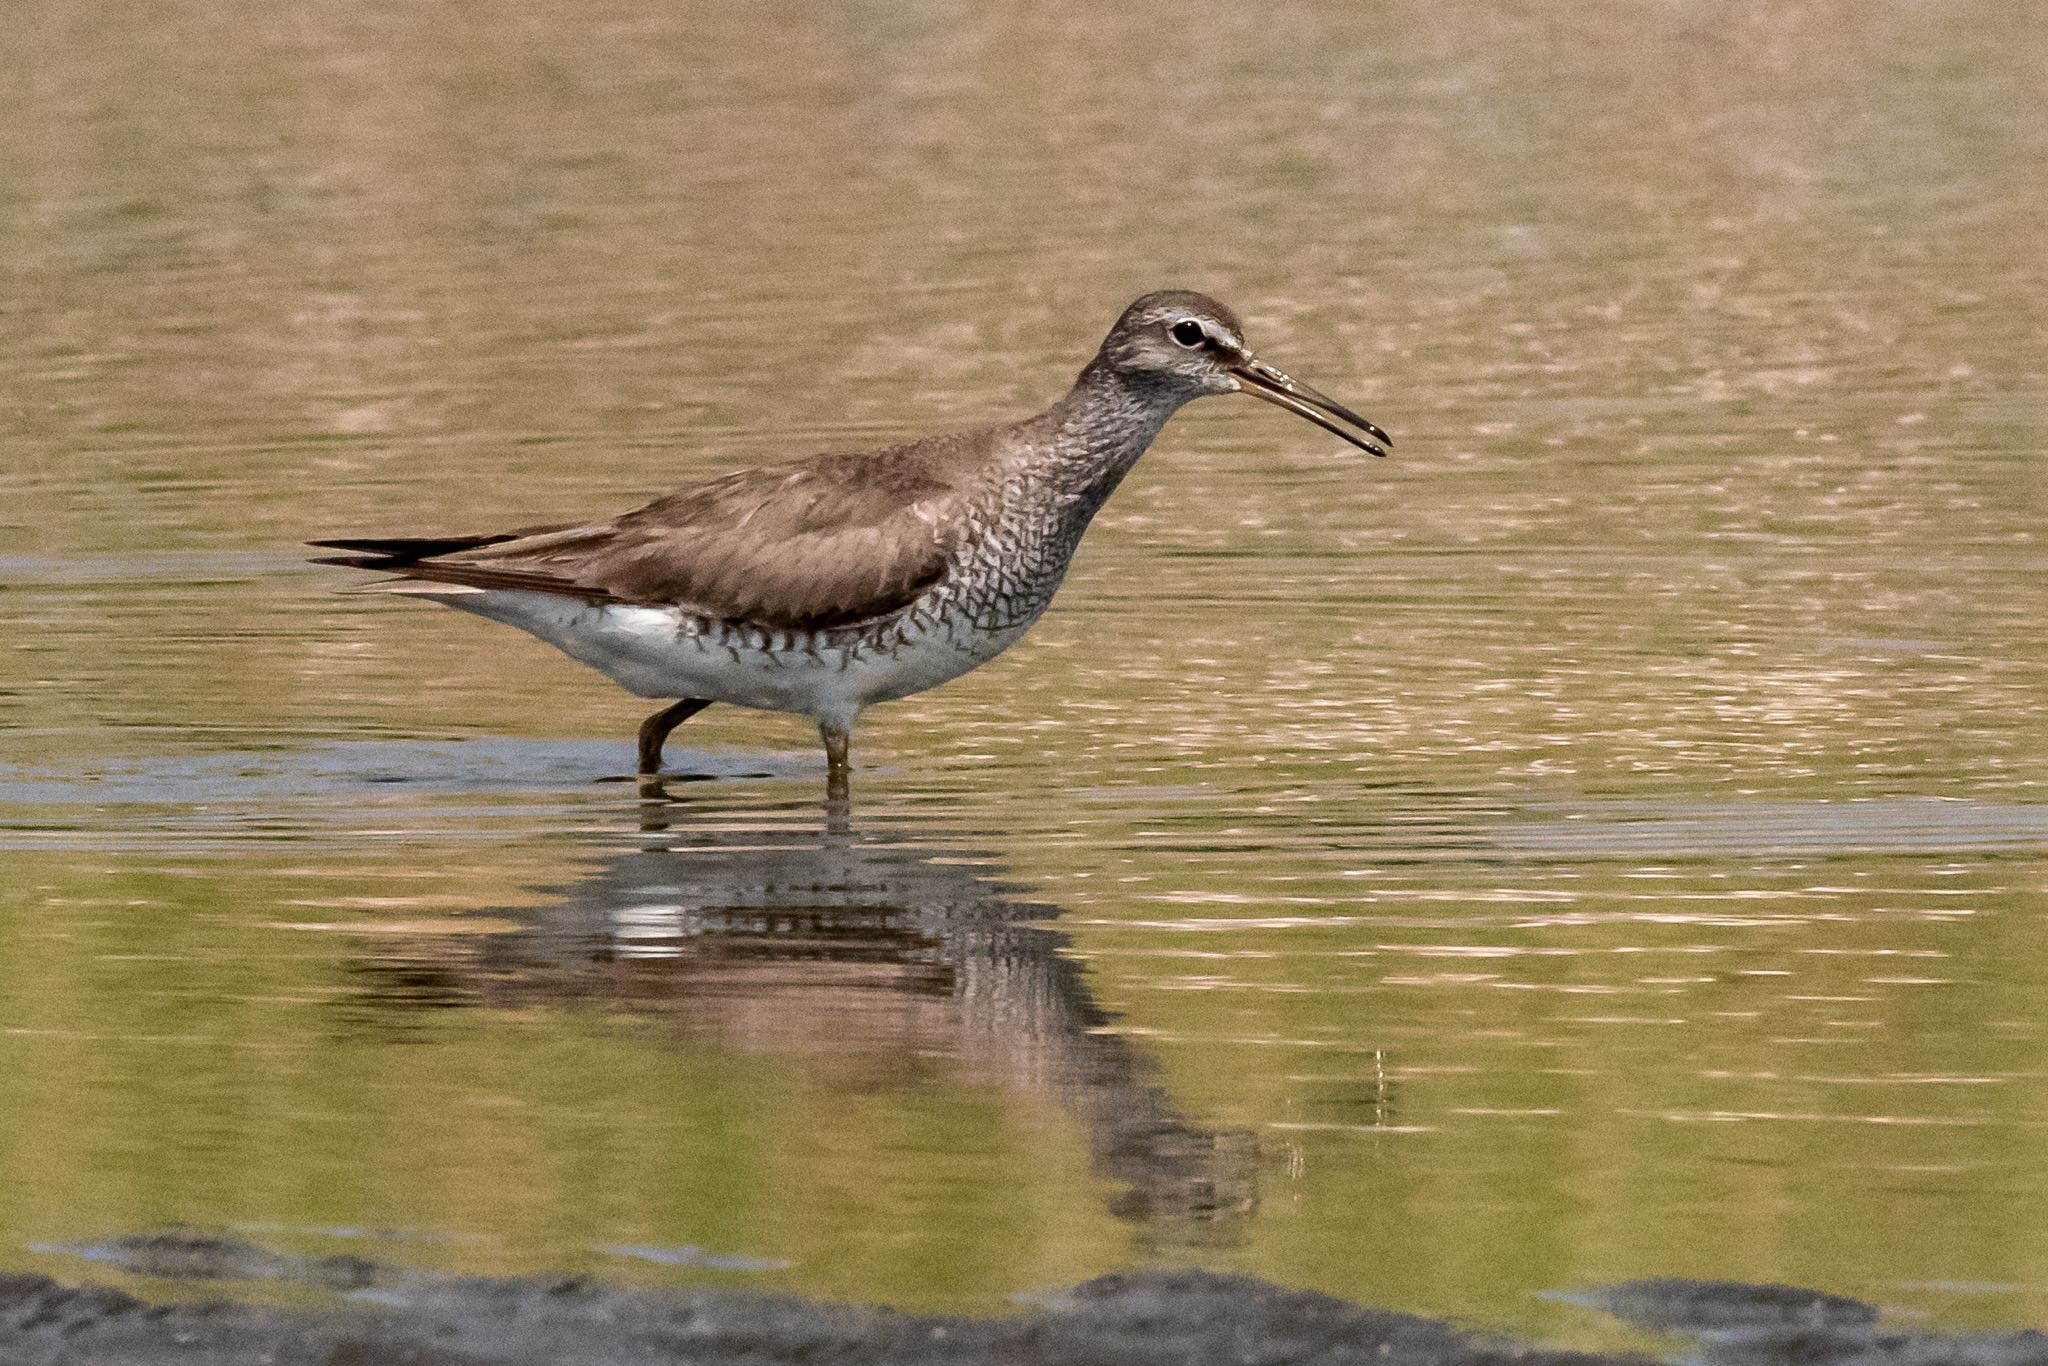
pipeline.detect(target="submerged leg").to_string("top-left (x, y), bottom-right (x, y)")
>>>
top-left (820, 721), bottom-right (852, 801)
top-left (637, 698), bottom-right (711, 776)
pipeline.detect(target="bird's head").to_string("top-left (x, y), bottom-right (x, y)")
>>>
top-left (1093, 290), bottom-right (1389, 457)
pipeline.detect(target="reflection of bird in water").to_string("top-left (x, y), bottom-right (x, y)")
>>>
top-left (345, 808), bottom-right (1255, 1247)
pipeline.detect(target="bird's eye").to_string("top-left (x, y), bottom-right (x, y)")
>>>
top-left (1170, 320), bottom-right (1206, 348)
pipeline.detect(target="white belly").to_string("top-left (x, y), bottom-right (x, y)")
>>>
top-left (394, 584), bottom-right (1026, 728)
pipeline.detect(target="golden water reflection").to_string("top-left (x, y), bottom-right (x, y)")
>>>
top-left (2, 758), bottom-right (2044, 1337)
top-left (3, 0), bottom-right (2046, 1346)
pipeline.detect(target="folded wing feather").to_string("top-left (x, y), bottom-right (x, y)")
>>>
top-left (312, 449), bottom-right (969, 633)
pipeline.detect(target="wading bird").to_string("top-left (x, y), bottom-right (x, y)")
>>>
top-left (314, 291), bottom-right (1388, 797)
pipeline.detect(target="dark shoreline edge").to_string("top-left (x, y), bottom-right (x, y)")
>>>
top-left (8, 1260), bottom-right (2048, 1366)
top-left (3, 1266), bottom-right (1627, 1366)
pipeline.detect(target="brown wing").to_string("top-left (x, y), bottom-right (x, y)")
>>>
top-left (314, 448), bottom-right (970, 632)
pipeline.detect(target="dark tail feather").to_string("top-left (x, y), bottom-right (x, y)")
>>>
top-left (308, 535), bottom-right (517, 569)
top-left (308, 529), bottom-right (617, 603)
top-left (308, 524), bottom-right (577, 569)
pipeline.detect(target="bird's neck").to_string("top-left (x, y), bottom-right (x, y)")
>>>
top-left (938, 364), bottom-right (1196, 626)
top-left (1024, 360), bottom-right (1194, 513)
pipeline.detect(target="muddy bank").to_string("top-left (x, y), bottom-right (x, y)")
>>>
top-left (4, 1263), bottom-right (1617, 1366)
top-left (7, 1236), bottom-right (2048, 1366)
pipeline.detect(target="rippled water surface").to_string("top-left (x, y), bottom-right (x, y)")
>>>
top-left (3, 0), bottom-right (2045, 1348)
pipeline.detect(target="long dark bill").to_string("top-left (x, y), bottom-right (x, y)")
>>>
top-left (1231, 358), bottom-right (1391, 458)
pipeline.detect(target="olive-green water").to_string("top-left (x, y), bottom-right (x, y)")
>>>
top-left (2, 0), bottom-right (2045, 1348)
